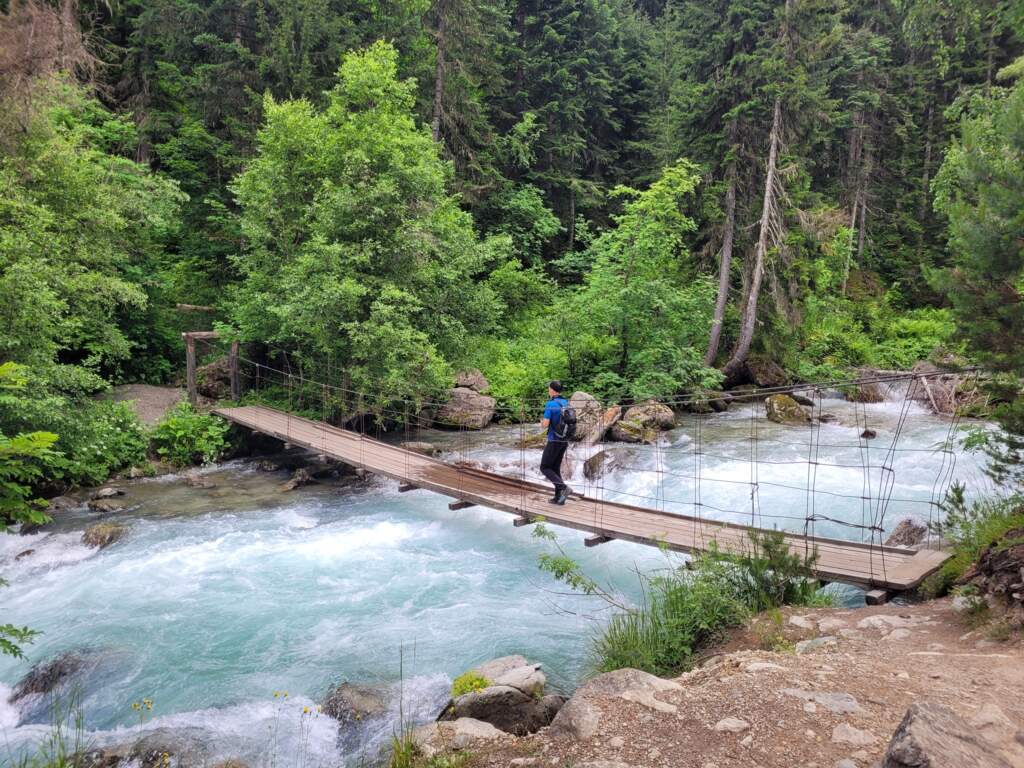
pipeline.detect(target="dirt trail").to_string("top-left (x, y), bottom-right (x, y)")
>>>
top-left (467, 598), bottom-right (1024, 768)
top-left (106, 384), bottom-right (183, 425)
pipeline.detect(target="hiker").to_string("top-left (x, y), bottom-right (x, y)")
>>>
top-left (539, 380), bottom-right (575, 505)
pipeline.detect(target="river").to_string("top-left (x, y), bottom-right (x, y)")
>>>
top-left (0, 396), bottom-right (994, 766)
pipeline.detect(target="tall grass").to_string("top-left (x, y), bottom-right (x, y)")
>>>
top-left (571, 531), bottom-right (831, 677)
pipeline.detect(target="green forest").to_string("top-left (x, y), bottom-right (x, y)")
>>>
top-left (1, 0), bottom-right (1023, 495)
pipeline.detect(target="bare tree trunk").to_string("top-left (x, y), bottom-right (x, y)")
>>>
top-left (919, 102), bottom-right (933, 221)
top-left (723, 96), bottom-right (783, 381)
top-left (705, 167), bottom-right (736, 366)
top-left (431, 0), bottom-right (447, 143)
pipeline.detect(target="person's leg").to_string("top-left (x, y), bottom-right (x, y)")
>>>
top-left (540, 441), bottom-right (566, 500)
top-left (550, 440), bottom-right (569, 503)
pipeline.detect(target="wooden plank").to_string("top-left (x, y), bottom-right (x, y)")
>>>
top-left (181, 331), bottom-right (221, 340)
top-left (512, 516), bottom-right (534, 527)
top-left (398, 483), bottom-right (418, 493)
top-left (176, 303), bottom-right (216, 312)
top-left (210, 405), bottom-right (951, 592)
top-left (584, 535), bottom-right (613, 547)
top-left (448, 500), bottom-right (476, 510)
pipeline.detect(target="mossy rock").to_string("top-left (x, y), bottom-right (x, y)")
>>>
top-left (82, 522), bottom-right (127, 549)
top-left (764, 394), bottom-right (811, 426)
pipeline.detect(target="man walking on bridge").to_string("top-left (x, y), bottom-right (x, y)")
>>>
top-left (540, 381), bottom-right (573, 505)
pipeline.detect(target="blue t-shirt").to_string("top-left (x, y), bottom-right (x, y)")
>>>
top-left (544, 397), bottom-right (568, 441)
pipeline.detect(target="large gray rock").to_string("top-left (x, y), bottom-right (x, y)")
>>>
top-left (321, 682), bottom-right (388, 724)
top-left (196, 356), bottom-right (232, 400)
top-left (584, 449), bottom-right (623, 481)
top-left (455, 369), bottom-right (490, 393)
top-left (744, 356), bottom-right (789, 388)
top-left (400, 441), bottom-right (440, 457)
top-left (882, 702), bottom-right (1020, 768)
top-left (413, 717), bottom-right (504, 759)
top-left (609, 401), bottom-right (674, 443)
top-left (765, 394), bottom-right (811, 426)
top-left (574, 668), bottom-right (682, 698)
top-left (442, 684), bottom-right (560, 735)
top-left (549, 696), bottom-right (602, 740)
top-left (472, 655), bottom-right (529, 680)
top-left (434, 387), bottom-right (496, 430)
top-left (75, 727), bottom-right (210, 768)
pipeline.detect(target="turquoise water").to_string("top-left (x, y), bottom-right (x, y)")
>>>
top-left (0, 397), bottom-right (993, 765)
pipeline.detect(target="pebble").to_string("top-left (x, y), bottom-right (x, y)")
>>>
top-left (883, 628), bottom-right (912, 641)
top-left (608, 736), bottom-right (624, 749)
top-left (648, 748), bottom-right (661, 759)
top-left (714, 716), bottom-right (750, 733)
top-left (896, 671), bottom-right (910, 679)
top-left (804, 701), bottom-right (817, 713)
top-left (510, 760), bottom-right (539, 767)
top-left (836, 760), bottom-right (858, 768)
top-left (851, 750), bottom-right (869, 761)
top-left (740, 734), bottom-right (753, 747)
top-left (805, 729), bottom-right (817, 739)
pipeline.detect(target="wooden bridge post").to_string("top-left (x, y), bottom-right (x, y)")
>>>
top-left (229, 339), bottom-right (240, 402)
top-left (185, 334), bottom-right (197, 405)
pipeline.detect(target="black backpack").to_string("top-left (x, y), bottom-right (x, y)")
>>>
top-left (553, 399), bottom-right (577, 440)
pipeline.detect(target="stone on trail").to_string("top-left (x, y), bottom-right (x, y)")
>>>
top-left (883, 701), bottom-right (1020, 768)
top-left (832, 723), bottom-right (877, 747)
top-left (817, 618), bottom-right (849, 633)
top-left (744, 661), bottom-right (786, 673)
top-left (765, 394), bottom-right (811, 426)
top-left (795, 636), bottom-right (837, 654)
top-left (574, 668), bottom-right (682, 697)
top-left (549, 696), bottom-right (602, 740)
top-left (883, 628), bottom-right (912, 641)
top-left (577, 762), bottom-right (636, 768)
top-left (781, 689), bottom-right (865, 715)
top-left (789, 615), bottom-right (815, 630)
top-left (619, 687), bottom-right (677, 714)
top-left (714, 717), bottom-right (750, 733)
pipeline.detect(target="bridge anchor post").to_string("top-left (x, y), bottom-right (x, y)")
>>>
top-left (864, 589), bottom-right (890, 606)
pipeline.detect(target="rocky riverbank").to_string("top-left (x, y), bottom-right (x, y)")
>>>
top-left (430, 599), bottom-right (1024, 768)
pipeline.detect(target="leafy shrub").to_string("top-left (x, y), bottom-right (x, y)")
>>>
top-left (150, 403), bottom-right (230, 466)
top-left (591, 561), bottom-right (748, 675)
top-left (450, 671), bottom-right (491, 698)
top-left (922, 486), bottom-right (1024, 597)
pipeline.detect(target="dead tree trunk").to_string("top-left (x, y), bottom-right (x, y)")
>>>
top-left (431, 0), bottom-right (448, 143)
top-left (722, 96), bottom-right (784, 381)
top-left (705, 167), bottom-right (736, 366)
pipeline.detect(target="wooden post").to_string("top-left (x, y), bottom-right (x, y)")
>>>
top-left (229, 339), bottom-right (240, 402)
top-left (185, 335), bottom-right (197, 405)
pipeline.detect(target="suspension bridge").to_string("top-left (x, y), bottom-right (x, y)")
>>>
top-left (187, 333), bottom-right (975, 600)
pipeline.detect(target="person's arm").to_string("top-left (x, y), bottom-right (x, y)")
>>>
top-left (541, 402), bottom-right (553, 429)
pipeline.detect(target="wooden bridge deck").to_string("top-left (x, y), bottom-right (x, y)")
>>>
top-left (214, 405), bottom-right (949, 592)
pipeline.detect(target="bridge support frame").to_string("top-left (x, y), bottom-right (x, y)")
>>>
top-left (183, 331), bottom-right (240, 405)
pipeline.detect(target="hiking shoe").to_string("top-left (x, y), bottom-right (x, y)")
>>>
top-left (548, 494), bottom-right (561, 504)
top-left (555, 488), bottom-right (569, 505)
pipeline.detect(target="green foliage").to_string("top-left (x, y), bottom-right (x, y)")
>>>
top-left (450, 671), bottom-right (490, 698)
top-left (591, 561), bottom-right (748, 675)
top-left (150, 403), bottom-right (230, 467)
top-left (230, 41), bottom-right (509, 409)
top-left (535, 525), bottom-right (830, 676)
top-left (922, 486), bottom-right (1024, 597)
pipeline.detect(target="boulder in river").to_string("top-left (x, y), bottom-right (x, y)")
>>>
top-left (93, 487), bottom-right (125, 500)
top-left (728, 384), bottom-right (764, 403)
top-left (11, 652), bottom-right (85, 701)
top-left (88, 497), bottom-right (126, 514)
top-left (76, 727), bottom-right (210, 768)
top-left (515, 432), bottom-right (548, 450)
top-left (321, 682), bottom-right (389, 724)
top-left (764, 394), bottom-right (811, 426)
top-left (568, 392), bottom-right (604, 444)
top-left (401, 441), bottom-right (440, 457)
top-left (434, 387), bottom-right (496, 430)
top-left (279, 467), bottom-right (314, 492)
top-left (46, 495), bottom-right (80, 513)
top-left (455, 369), bottom-right (490, 393)
top-left (609, 401), bottom-right (674, 443)
top-left (885, 518), bottom-right (928, 549)
top-left (82, 522), bottom-right (127, 549)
